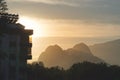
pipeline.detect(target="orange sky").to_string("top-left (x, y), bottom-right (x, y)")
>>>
top-left (7, 0), bottom-right (120, 38)
top-left (18, 17), bottom-right (120, 38)
top-left (6, 0), bottom-right (120, 62)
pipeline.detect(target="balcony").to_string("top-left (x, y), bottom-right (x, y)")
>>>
top-left (25, 30), bottom-right (33, 35)
top-left (27, 48), bottom-right (32, 59)
top-left (20, 43), bottom-right (32, 48)
top-left (27, 54), bottom-right (32, 59)
top-left (27, 43), bottom-right (32, 47)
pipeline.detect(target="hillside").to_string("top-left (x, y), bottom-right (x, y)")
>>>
top-left (38, 43), bottom-right (103, 68)
top-left (90, 39), bottom-right (120, 65)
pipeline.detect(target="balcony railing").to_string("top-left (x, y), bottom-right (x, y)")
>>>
top-left (25, 30), bottom-right (33, 35)
top-left (27, 43), bottom-right (32, 47)
top-left (27, 54), bottom-right (32, 59)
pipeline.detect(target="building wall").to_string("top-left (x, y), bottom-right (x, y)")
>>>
top-left (0, 13), bottom-right (33, 80)
top-left (0, 34), bottom-right (10, 80)
top-left (0, 34), bottom-right (28, 80)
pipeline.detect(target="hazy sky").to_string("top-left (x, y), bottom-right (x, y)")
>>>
top-left (5, 0), bottom-right (120, 61)
top-left (6, 0), bottom-right (120, 37)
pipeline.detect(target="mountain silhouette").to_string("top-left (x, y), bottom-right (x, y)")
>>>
top-left (73, 43), bottom-right (92, 54)
top-left (38, 43), bottom-right (103, 68)
top-left (90, 39), bottom-right (120, 65)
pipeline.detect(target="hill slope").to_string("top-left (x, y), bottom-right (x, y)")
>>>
top-left (90, 39), bottom-right (120, 65)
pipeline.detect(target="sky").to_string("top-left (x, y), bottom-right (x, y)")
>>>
top-left (6, 0), bottom-right (120, 38)
top-left (5, 0), bottom-right (120, 61)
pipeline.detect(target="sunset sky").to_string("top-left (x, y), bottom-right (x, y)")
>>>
top-left (6, 0), bottom-right (120, 38)
top-left (5, 0), bottom-right (120, 61)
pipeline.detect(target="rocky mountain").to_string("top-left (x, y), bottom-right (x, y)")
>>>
top-left (38, 43), bottom-right (103, 69)
top-left (90, 39), bottom-right (120, 65)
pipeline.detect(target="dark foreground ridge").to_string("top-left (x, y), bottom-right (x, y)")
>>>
top-left (27, 61), bottom-right (120, 80)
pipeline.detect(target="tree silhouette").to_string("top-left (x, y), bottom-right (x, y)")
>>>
top-left (27, 61), bottom-right (120, 80)
top-left (0, 0), bottom-right (8, 13)
top-left (0, 0), bottom-right (19, 24)
top-left (67, 62), bottom-right (120, 80)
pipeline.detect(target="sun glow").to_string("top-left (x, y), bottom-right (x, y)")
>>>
top-left (18, 16), bottom-right (44, 37)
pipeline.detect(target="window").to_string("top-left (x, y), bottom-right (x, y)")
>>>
top-left (28, 48), bottom-right (31, 53)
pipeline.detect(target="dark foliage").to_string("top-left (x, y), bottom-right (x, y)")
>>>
top-left (27, 61), bottom-right (120, 80)
top-left (0, 0), bottom-right (8, 13)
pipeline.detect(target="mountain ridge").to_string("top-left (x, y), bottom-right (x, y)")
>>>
top-left (38, 43), bottom-right (103, 68)
top-left (90, 39), bottom-right (120, 65)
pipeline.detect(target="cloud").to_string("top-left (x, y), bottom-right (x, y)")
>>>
top-left (7, 0), bottom-right (120, 7)
top-left (7, 0), bottom-right (120, 25)
top-left (7, 0), bottom-right (78, 6)
top-left (6, 0), bottom-right (110, 7)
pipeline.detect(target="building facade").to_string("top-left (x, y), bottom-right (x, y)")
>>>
top-left (0, 13), bottom-right (33, 80)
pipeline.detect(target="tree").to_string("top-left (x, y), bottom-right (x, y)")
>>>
top-left (27, 61), bottom-right (120, 80)
top-left (0, 0), bottom-right (19, 24)
top-left (0, 0), bottom-right (8, 13)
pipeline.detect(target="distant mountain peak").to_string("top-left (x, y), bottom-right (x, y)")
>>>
top-left (73, 43), bottom-right (92, 54)
top-left (39, 43), bottom-right (103, 68)
top-left (45, 44), bottom-right (63, 52)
